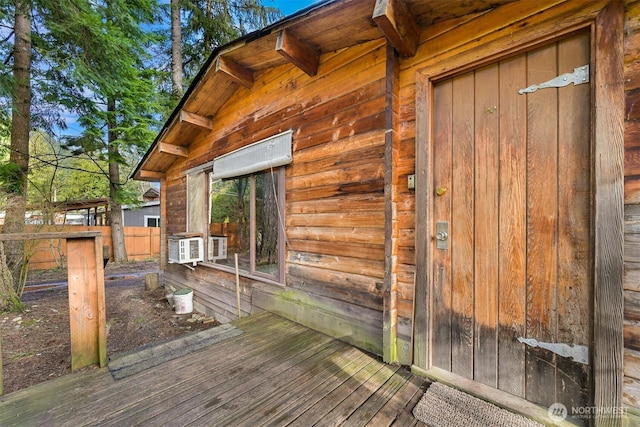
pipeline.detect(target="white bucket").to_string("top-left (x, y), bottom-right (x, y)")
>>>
top-left (173, 288), bottom-right (193, 314)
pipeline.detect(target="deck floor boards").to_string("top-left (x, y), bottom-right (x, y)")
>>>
top-left (252, 350), bottom-right (375, 427)
top-left (0, 312), bottom-right (428, 426)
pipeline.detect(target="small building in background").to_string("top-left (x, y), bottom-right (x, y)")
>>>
top-left (121, 201), bottom-right (160, 227)
top-left (121, 187), bottom-right (161, 227)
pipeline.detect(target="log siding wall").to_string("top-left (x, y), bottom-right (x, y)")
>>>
top-left (164, 38), bottom-right (389, 352)
top-left (166, 176), bottom-right (186, 237)
top-left (159, 0), bottom-right (640, 417)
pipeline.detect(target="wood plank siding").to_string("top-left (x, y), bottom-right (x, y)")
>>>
top-left (626, 1), bottom-right (640, 422)
top-left (409, 1), bottom-right (625, 422)
top-left (132, 0), bottom-right (640, 422)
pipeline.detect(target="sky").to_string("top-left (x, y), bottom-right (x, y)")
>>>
top-left (272, 0), bottom-right (320, 16)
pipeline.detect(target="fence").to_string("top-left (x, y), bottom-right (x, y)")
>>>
top-left (23, 225), bottom-right (160, 270)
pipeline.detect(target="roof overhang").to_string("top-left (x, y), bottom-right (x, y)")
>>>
top-left (133, 0), bottom-right (516, 182)
top-left (27, 198), bottom-right (111, 212)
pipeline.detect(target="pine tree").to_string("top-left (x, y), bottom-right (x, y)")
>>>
top-left (179, 0), bottom-right (281, 82)
top-left (48, 0), bottom-right (163, 262)
top-left (171, 0), bottom-right (184, 98)
top-left (1, 0), bottom-right (32, 303)
top-left (0, 0), bottom-right (285, 307)
top-left (0, 0), bottom-right (163, 292)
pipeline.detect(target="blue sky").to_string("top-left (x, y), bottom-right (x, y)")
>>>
top-left (272, 0), bottom-right (319, 16)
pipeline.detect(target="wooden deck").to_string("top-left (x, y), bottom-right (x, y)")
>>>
top-left (0, 312), bottom-right (428, 426)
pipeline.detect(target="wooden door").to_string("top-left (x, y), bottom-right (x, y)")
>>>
top-left (428, 33), bottom-right (592, 414)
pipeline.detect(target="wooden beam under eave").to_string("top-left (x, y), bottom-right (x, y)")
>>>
top-left (276, 29), bottom-right (319, 77)
top-left (138, 170), bottom-right (166, 180)
top-left (372, 0), bottom-right (419, 57)
top-left (179, 110), bottom-right (213, 130)
top-left (215, 56), bottom-right (254, 88)
top-left (157, 141), bottom-right (188, 158)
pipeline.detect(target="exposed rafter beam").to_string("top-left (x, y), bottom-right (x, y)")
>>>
top-left (276, 29), bottom-right (319, 76)
top-left (215, 56), bottom-right (254, 88)
top-left (138, 170), bottom-right (165, 180)
top-left (179, 110), bottom-right (213, 130)
top-left (157, 142), bottom-right (188, 158)
top-left (372, 0), bottom-right (419, 57)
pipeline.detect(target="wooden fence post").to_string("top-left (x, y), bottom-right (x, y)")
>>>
top-left (0, 231), bottom-right (106, 395)
top-left (66, 235), bottom-right (107, 370)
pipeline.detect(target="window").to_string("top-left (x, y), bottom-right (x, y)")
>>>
top-left (185, 131), bottom-right (291, 282)
top-left (208, 168), bottom-right (285, 282)
top-left (145, 216), bottom-right (160, 227)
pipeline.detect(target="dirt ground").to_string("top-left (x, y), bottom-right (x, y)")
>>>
top-left (0, 260), bottom-right (219, 394)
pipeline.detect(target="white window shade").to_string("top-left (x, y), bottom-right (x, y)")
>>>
top-left (187, 171), bottom-right (206, 234)
top-left (212, 130), bottom-right (292, 179)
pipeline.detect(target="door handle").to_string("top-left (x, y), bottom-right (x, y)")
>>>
top-left (436, 222), bottom-right (449, 250)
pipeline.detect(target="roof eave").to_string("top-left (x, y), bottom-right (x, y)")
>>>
top-left (132, 0), bottom-right (336, 182)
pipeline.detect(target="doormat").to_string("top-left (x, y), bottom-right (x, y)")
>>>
top-left (108, 323), bottom-right (243, 380)
top-left (413, 382), bottom-right (544, 427)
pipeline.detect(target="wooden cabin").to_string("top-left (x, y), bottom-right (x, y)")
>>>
top-left (133, 0), bottom-right (639, 424)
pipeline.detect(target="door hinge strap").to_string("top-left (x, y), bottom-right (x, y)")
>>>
top-left (518, 337), bottom-right (589, 365)
top-left (518, 65), bottom-right (589, 94)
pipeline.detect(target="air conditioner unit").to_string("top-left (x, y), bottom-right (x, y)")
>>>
top-left (168, 237), bottom-right (203, 266)
top-left (208, 236), bottom-right (228, 261)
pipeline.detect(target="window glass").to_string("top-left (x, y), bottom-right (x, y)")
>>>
top-left (208, 170), bottom-right (282, 282)
top-left (145, 217), bottom-right (160, 227)
top-left (210, 176), bottom-right (250, 271)
top-left (255, 172), bottom-right (279, 276)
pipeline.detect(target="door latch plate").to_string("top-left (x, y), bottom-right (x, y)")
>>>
top-left (436, 221), bottom-right (449, 250)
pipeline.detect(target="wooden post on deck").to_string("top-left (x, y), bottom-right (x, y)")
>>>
top-left (0, 231), bottom-right (107, 388)
top-left (67, 235), bottom-right (107, 370)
